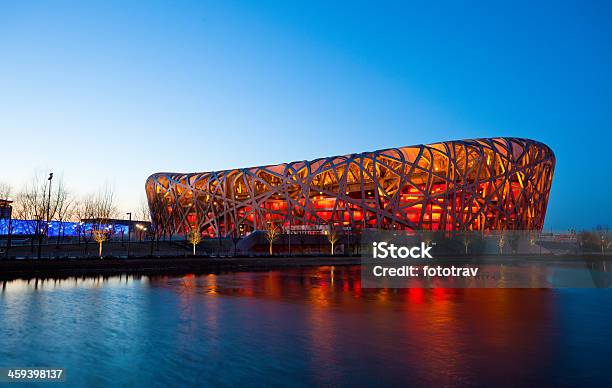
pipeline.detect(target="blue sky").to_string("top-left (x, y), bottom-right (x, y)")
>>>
top-left (1, 0), bottom-right (610, 229)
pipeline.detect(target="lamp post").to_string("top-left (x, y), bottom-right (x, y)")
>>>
top-left (135, 224), bottom-right (145, 242)
top-left (287, 207), bottom-right (292, 257)
top-left (46, 172), bottom-right (53, 238)
top-left (37, 172), bottom-right (53, 259)
top-left (126, 212), bottom-right (131, 258)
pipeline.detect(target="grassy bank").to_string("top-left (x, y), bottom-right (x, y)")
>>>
top-left (0, 256), bottom-right (361, 280)
top-left (2, 253), bottom-right (610, 281)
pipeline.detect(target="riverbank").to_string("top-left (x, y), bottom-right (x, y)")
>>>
top-left (0, 256), bottom-right (362, 280)
top-left (1, 253), bottom-right (610, 281)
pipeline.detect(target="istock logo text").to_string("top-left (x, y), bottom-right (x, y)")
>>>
top-left (372, 242), bottom-right (433, 259)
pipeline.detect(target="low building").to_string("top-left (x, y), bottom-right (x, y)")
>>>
top-left (0, 199), bottom-right (12, 220)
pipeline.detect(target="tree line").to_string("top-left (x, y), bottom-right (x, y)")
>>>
top-left (0, 172), bottom-right (151, 258)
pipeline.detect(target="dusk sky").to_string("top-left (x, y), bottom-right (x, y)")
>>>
top-left (1, 0), bottom-right (610, 229)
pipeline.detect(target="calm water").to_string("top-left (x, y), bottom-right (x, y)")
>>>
top-left (1, 267), bottom-right (612, 387)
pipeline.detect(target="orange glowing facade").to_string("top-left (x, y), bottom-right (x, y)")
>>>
top-left (146, 137), bottom-right (554, 236)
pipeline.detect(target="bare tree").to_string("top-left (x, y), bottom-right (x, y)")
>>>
top-left (74, 186), bottom-right (117, 257)
top-left (498, 233), bottom-right (506, 255)
top-left (462, 232), bottom-right (472, 255)
top-left (14, 173), bottom-right (63, 258)
top-left (53, 179), bottom-right (73, 247)
top-left (0, 182), bottom-right (11, 205)
top-left (134, 196), bottom-right (152, 243)
top-left (93, 228), bottom-right (110, 258)
top-left (231, 227), bottom-right (242, 257)
top-left (148, 192), bottom-right (169, 251)
top-left (601, 233), bottom-right (609, 255)
top-left (90, 186), bottom-right (118, 258)
top-left (92, 185), bottom-right (118, 223)
top-left (326, 224), bottom-right (340, 255)
top-left (137, 195), bottom-right (151, 223)
top-left (74, 194), bottom-right (96, 254)
top-left (188, 226), bottom-right (202, 256)
top-left (13, 188), bottom-right (37, 252)
top-left (265, 222), bottom-right (279, 256)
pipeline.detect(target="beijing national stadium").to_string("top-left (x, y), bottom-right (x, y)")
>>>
top-left (145, 137), bottom-right (555, 237)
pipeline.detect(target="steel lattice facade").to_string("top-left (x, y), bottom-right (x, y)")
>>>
top-left (146, 137), bottom-right (555, 236)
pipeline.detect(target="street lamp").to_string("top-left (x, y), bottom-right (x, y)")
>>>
top-left (37, 172), bottom-right (53, 259)
top-left (126, 212), bottom-right (132, 258)
top-left (135, 224), bottom-right (145, 242)
top-left (46, 172), bottom-right (53, 237)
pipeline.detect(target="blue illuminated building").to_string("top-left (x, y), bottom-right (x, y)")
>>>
top-left (0, 219), bottom-right (128, 237)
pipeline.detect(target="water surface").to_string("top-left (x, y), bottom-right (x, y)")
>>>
top-left (1, 267), bottom-right (611, 386)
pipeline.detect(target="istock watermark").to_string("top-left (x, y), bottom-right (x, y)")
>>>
top-left (360, 230), bottom-right (612, 288)
top-left (372, 241), bottom-right (433, 259)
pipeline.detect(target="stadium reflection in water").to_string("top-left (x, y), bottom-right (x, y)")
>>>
top-left (1, 268), bottom-right (612, 386)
